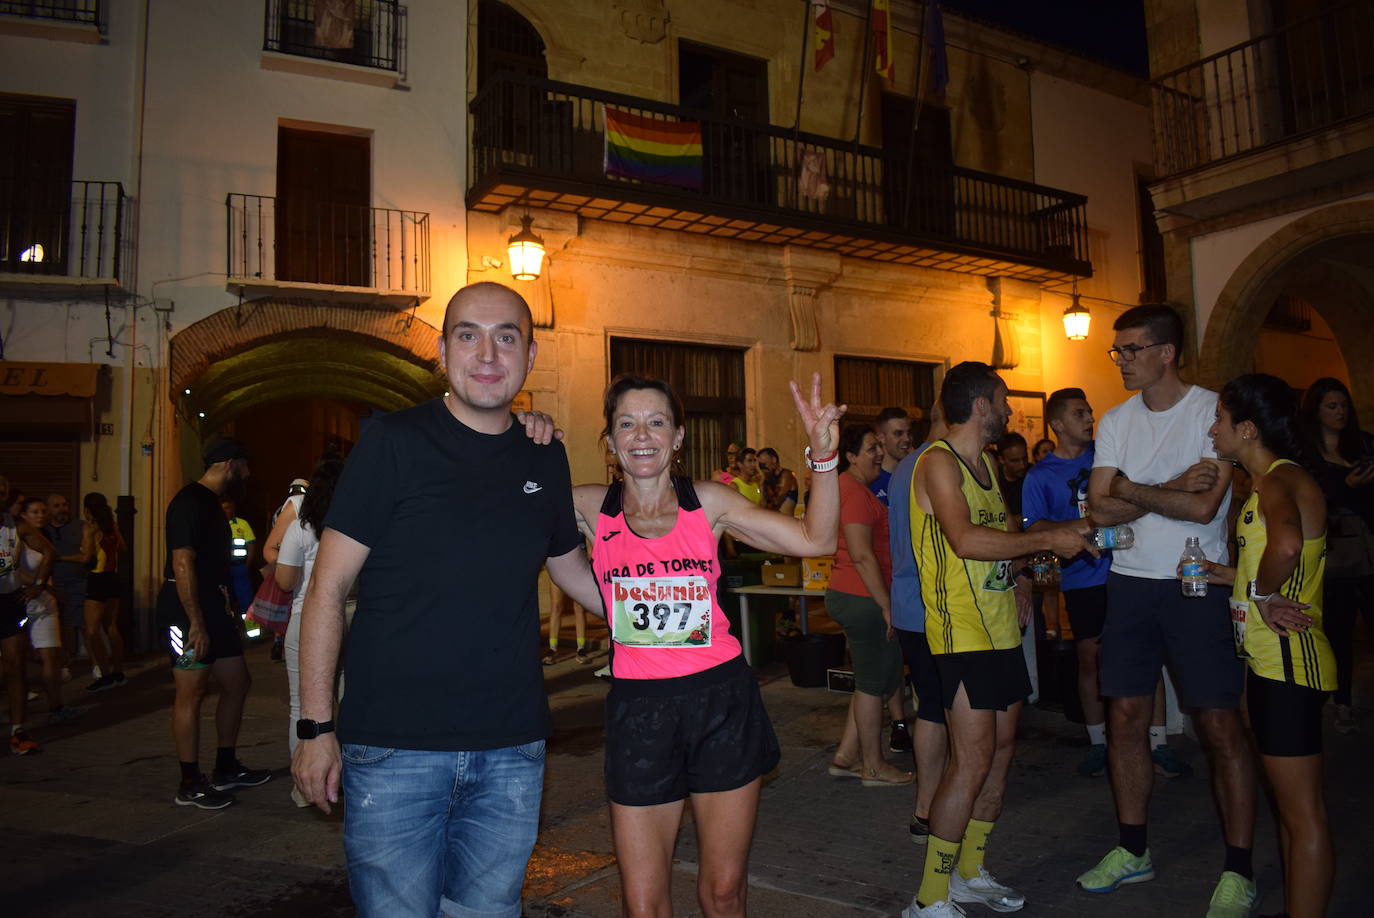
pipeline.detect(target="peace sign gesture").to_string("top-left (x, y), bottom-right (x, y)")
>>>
top-left (789, 372), bottom-right (846, 458)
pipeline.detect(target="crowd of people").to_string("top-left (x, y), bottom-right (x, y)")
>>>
top-left (2, 284), bottom-right (1369, 918)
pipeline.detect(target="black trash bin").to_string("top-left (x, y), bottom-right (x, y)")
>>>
top-left (783, 632), bottom-right (846, 688)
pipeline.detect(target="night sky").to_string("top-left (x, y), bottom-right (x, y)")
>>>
top-left (946, 0), bottom-right (1150, 77)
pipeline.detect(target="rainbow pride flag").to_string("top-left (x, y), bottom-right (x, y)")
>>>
top-left (604, 107), bottom-right (703, 191)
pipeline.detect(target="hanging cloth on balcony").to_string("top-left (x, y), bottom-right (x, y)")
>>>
top-left (604, 108), bottom-right (703, 191)
top-left (315, 0), bottom-right (356, 49)
top-left (798, 149), bottom-right (831, 204)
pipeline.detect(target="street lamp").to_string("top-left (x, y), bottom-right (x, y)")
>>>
top-left (1062, 293), bottom-right (1091, 340)
top-left (507, 213), bottom-right (546, 281)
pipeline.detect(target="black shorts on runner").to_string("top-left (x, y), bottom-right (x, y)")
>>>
top-left (155, 581), bottom-right (243, 666)
top-left (0, 591), bottom-right (25, 641)
top-left (895, 627), bottom-right (946, 725)
top-left (1100, 572), bottom-right (1243, 710)
top-left (604, 654), bottom-right (780, 807)
top-left (1064, 584), bottom-right (1108, 640)
top-left (1247, 669), bottom-right (1328, 757)
top-left (934, 647), bottom-right (1031, 712)
top-left (86, 571), bottom-right (121, 602)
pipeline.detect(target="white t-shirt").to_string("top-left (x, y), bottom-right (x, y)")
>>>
top-left (1094, 385), bottom-right (1230, 579)
top-left (278, 517), bottom-right (320, 619)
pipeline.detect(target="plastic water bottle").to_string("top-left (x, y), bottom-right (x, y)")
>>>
top-left (1091, 525), bottom-right (1134, 550)
top-left (1180, 536), bottom-right (1209, 597)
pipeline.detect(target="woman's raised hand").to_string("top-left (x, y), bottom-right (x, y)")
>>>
top-left (789, 372), bottom-right (845, 457)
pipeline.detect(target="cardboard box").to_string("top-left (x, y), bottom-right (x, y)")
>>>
top-left (760, 561), bottom-right (801, 587)
top-left (801, 556), bottom-right (834, 590)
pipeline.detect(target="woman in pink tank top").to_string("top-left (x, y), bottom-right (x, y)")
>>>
top-left (572, 372), bottom-right (843, 917)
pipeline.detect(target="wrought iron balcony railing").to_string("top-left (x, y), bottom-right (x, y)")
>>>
top-left (1, 179), bottom-right (124, 283)
top-left (0, 0), bottom-right (100, 28)
top-left (226, 193), bottom-right (430, 297)
top-left (1152, 0), bottom-right (1374, 176)
top-left (263, 0), bottom-right (406, 76)
top-left (469, 73), bottom-right (1091, 281)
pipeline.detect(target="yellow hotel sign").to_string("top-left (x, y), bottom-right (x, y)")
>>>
top-left (0, 361), bottom-right (102, 397)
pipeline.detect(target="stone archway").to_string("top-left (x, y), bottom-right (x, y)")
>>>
top-left (1199, 202), bottom-right (1374, 420)
top-left (170, 298), bottom-right (444, 430)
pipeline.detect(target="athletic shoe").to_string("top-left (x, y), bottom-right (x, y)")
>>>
top-left (112, 671), bottom-right (128, 686)
top-left (1076, 846), bottom-right (1155, 893)
top-left (575, 649), bottom-right (593, 665)
top-left (1334, 704), bottom-right (1358, 734)
top-left (1151, 744), bottom-right (1193, 778)
top-left (900, 898), bottom-right (967, 918)
top-left (175, 778), bottom-right (235, 810)
top-left (949, 866), bottom-right (1025, 913)
top-left (1077, 743), bottom-right (1107, 777)
top-left (541, 650), bottom-right (557, 666)
top-left (269, 638), bottom-right (284, 663)
top-left (85, 674), bottom-right (117, 693)
top-left (594, 664), bottom-right (612, 679)
top-left (47, 706), bottom-right (83, 726)
top-left (61, 666), bottom-right (72, 683)
top-left (890, 719), bottom-right (913, 754)
top-left (9, 731), bottom-right (40, 755)
top-left (1206, 870), bottom-right (1259, 917)
top-left (210, 763), bottom-right (273, 791)
top-left (910, 815), bottom-right (931, 845)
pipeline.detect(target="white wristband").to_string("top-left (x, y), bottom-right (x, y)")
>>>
top-left (805, 446), bottom-right (839, 473)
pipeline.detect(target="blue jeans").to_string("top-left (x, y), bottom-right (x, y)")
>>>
top-left (342, 742), bottom-right (546, 918)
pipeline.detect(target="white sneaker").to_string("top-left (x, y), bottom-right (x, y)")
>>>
top-left (91, 665), bottom-right (103, 680)
top-left (61, 666), bottom-right (72, 684)
top-left (949, 866), bottom-right (1025, 913)
top-left (901, 898), bottom-right (967, 918)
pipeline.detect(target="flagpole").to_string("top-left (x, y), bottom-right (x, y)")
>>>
top-left (792, 0), bottom-right (812, 209)
top-left (851, 0), bottom-right (876, 148)
top-left (903, 0), bottom-right (930, 227)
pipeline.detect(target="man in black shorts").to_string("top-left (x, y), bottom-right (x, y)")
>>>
top-left (156, 437), bottom-right (271, 809)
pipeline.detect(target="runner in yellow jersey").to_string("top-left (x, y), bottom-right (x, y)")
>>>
top-left (902, 362), bottom-right (1094, 918)
top-left (1195, 373), bottom-right (1334, 918)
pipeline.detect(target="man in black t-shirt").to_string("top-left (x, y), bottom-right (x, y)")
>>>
top-left (155, 437), bottom-right (272, 809)
top-left (292, 282), bottom-right (604, 918)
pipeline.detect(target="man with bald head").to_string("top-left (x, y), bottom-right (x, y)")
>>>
top-left (293, 282), bottom-right (603, 918)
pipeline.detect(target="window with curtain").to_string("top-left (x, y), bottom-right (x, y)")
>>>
top-left (834, 355), bottom-right (939, 442)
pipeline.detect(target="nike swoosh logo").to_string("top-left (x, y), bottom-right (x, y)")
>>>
top-left (601, 531), bottom-right (621, 541)
top-left (523, 481), bottom-right (542, 494)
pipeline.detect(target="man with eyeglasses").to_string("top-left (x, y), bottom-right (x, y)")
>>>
top-left (1076, 305), bottom-right (1257, 918)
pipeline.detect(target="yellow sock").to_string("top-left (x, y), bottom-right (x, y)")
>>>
top-left (958, 818), bottom-right (995, 880)
top-left (917, 834), bottom-right (961, 906)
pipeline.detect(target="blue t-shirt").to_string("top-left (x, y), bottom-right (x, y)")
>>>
top-left (886, 444), bottom-right (932, 632)
top-left (1021, 447), bottom-right (1111, 591)
top-left (870, 468), bottom-right (893, 507)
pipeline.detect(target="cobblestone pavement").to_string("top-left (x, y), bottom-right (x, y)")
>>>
top-left (2, 635), bottom-right (1371, 917)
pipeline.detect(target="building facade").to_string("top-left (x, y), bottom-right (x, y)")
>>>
top-left (2, 0), bottom-right (1161, 627)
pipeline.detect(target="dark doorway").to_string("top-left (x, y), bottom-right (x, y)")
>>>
top-left (275, 126), bottom-right (371, 286)
top-left (880, 93), bottom-right (954, 236)
top-left (0, 92), bottom-right (75, 275)
top-left (678, 42), bottom-right (771, 205)
top-left (610, 338), bottom-right (747, 481)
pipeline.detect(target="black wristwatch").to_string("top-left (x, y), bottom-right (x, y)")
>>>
top-left (296, 718), bottom-right (335, 740)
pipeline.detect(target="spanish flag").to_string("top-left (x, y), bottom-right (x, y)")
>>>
top-left (872, 0), bottom-right (894, 86)
top-left (604, 107), bottom-right (704, 191)
top-left (814, 1), bottom-right (835, 72)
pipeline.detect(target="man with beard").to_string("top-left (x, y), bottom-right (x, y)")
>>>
top-left (43, 492), bottom-right (87, 671)
top-left (156, 437), bottom-right (272, 809)
top-left (904, 363), bottom-right (1094, 918)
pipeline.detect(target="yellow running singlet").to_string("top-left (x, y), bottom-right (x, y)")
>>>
top-left (1232, 459), bottom-right (1335, 690)
top-left (910, 440), bottom-right (1018, 654)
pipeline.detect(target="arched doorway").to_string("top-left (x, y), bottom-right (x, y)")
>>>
top-left (1199, 202), bottom-right (1374, 423)
top-left (169, 298), bottom-right (444, 533)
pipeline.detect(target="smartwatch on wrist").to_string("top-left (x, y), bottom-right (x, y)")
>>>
top-left (296, 718), bottom-right (335, 740)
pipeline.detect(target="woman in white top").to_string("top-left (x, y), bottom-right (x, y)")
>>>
top-left (17, 498), bottom-right (76, 725)
top-left (275, 451), bottom-right (345, 806)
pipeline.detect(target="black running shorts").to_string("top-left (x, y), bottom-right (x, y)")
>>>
top-left (86, 571), bottom-right (121, 603)
top-left (895, 627), bottom-right (946, 725)
top-left (604, 654), bottom-right (780, 807)
top-left (934, 647), bottom-right (1032, 712)
top-left (156, 580), bottom-right (243, 666)
top-left (1247, 669), bottom-right (1328, 757)
top-left (1063, 584), bottom-right (1108, 640)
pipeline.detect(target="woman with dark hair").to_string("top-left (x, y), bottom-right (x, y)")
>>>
top-left (571, 372), bottom-right (841, 917)
top-left (276, 448), bottom-right (347, 806)
top-left (1300, 376), bottom-right (1374, 733)
top-left (77, 491), bottom-right (127, 692)
top-left (17, 498), bottom-right (79, 725)
top-left (1200, 373), bottom-right (1334, 918)
top-left (1031, 437), bottom-right (1055, 464)
top-left (825, 423), bottom-right (912, 788)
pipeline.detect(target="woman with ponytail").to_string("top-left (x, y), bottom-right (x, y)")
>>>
top-left (77, 492), bottom-right (127, 692)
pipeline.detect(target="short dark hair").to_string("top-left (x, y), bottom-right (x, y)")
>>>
top-left (995, 432), bottom-right (1027, 455)
top-left (600, 374), bottom-right (685, 442)
top-left (1221, 374), bottom-right (1304, 461)
top-left (738, 447), bottom-right (757, 460)
top-left (1046, 387), bottom-right (1087, 424)
top-left (837, 423), bottom-right (874, 472)
top-left (875, 406), bottom-right (908, 427)
top-left (1114, 304), bottom-right (1184, 359)
top-left (940, 361), bottom-right (1002, 425)
top-left (758, 447), bottom-right (779, 462)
